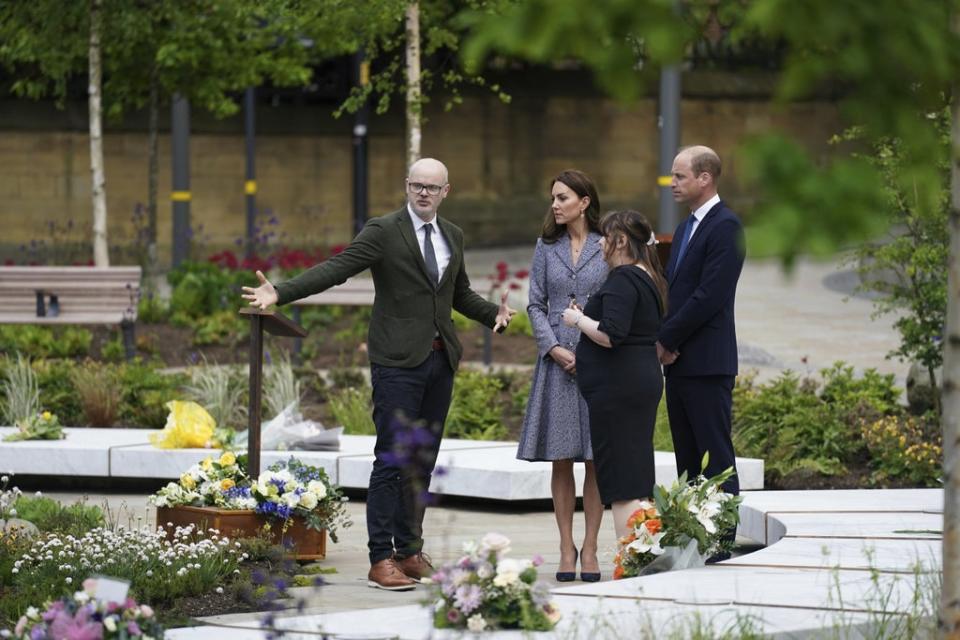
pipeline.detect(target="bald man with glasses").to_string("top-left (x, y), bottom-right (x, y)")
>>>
top-left (243, 158), bottom-right (516, 590)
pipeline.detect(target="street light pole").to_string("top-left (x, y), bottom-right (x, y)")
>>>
top-left (657, 64), bottom-right (681, 234)
top-left (171, 94), bottom-right (191, 267)
top-left (244, 87), bottom-right (257, 258)
top-left (352, 51), bottom-right (370, 236)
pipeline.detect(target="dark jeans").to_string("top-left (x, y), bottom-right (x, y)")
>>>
top-left (367, 351), bottom-right (454, 564)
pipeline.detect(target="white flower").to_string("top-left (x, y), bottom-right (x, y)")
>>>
top-left (103, 617), bottom-right (117, 632)
top-left (307, 480), bottom-right (327, 500)
top-left (492, 558), bottom-right (522, 586)
top-left (476, 562), bottom-right (493, 579)
top-left (74, 591), bottom-right (90, 604)
top-left (467, 614), bottom-right (487, 632)
top-left (689, 498), bottom-right (722, 534)
top-left (479, 532), bottom-right (511, 555)
top-left (282, 492), bottom-right (300, 508)
top-left (65, 577), bottom-right (72, 584)
top-left (8, 508), bottom-right (15, 516)
top-left (299, 491), bottom-right (318, 510)
top-left (25, 607), bottom-right (38, 619)
top-left (626, 529), bottom-right (665, 556)
top-left (216, 587), bottom-right (224, 594)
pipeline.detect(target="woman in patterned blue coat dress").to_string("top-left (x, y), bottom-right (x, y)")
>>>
top-left (517, 170), bottom-right (607, 582)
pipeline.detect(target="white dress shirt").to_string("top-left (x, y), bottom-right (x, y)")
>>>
top-left (687, 193), bottom-right (721, 241)
top-left (407, 204), bottom-right (451, 283)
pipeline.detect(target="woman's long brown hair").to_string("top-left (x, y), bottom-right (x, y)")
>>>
top-left (541, 169), bottom-right (601, 243)
top-left (599, 209), bottom-right (668, 316)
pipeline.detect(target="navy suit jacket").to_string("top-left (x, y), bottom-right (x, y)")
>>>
top-left (659, 200), bottom-right (745, 378)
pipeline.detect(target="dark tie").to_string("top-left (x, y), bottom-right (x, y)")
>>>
top-left (674, 215), bottom-right (696, 268)
top-left (423, 223), bottom-right (440, 286)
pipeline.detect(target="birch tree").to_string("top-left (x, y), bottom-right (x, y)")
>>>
top-left (405, 1), bottom-right (422, 166)
top-left (88, 0), bottom-right (108, 267)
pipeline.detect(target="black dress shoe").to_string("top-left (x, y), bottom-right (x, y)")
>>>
top-left (556, 548), bottom-right (577, 582)
top-left (580, 571), bottom-right (601, 582)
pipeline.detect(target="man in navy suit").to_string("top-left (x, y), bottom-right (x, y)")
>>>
top-left (657, 146), bottom-right (745, 511)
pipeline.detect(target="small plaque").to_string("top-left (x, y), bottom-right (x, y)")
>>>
top-left (92, 575), bottom-right (131, 603)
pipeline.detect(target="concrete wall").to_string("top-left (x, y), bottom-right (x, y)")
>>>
top-left (0, 84), bottom-right (842, 265)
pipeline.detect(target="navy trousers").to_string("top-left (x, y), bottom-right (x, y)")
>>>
top-left (367, 350), bottom-right (453, 564)
top-left (665, 375), bottom-right (739, 496)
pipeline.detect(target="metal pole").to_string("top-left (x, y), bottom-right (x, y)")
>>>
top-left (247, 313), bottom-right (263, 477)
top-left (352, 52), bottom-right (370, 236)
top-left (657, 65), bottom-right (681, 234)
top-left (171, 94), bottom-right (191, 266)
top-left (244, 87), bottom-right (257, 259)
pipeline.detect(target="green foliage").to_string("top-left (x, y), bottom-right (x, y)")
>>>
top-left (446, 369), bottom-right (508, 440)
top-left (653, 393), bottom-right (673, 452)
top-left (451, 309), bottom-right (472, 332)
top-left (328, 386), bottom-right (375, 435)
top-left (168, 261), bottom-right (254, 324)
top-left (263, 350), bottom-right (301, 418)
top-left (100, 332), bottom-right (126, 363)
top-left (10, 495), bottom-right (104, 537)
top-left (31, 359), bottom-right (83, 427)
top-left (1, 355), bottom-right (39, 426)
top-left (137, 290), bottom-right (168, 323)
top-left (0, 325), bottom-right (91, 359)
top-left (70, 360), bottom-right (121, 427)
top-left (861, 412), bottom-right (942, 487)
top-left (190, 309), bottom-right (249, 346)
top-left (836, 110), bottom-right (950, 415)
top-left (733, 363), bottom-right (901, 483)
top-left (183, 360), bottom-right (246, 431)
top-left (117, 360), bottom-right (188, 429)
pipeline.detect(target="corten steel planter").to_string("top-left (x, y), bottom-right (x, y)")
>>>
top-left (157, 505), bottom-right (326, 560)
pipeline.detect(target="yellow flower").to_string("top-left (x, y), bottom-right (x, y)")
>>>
top-left (220, 479), bottom-right (235, 491)
top-left (201, 457), bottom-right (214, 471)
top-left (41, 411), bottom-right (52, 421)
top-left (219, 452), bottom-right (236, 467)
top-left (180, 473), bottom-right (196, 489)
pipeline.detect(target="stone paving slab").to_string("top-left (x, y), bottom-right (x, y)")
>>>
top-left (164, 488), bottom-right (942, 639)
top-left (722, 537), bottom-right (941, 572)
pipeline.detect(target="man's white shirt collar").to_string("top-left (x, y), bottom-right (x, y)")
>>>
top-left (407, 204), bottom-right (437, 231)
top-left (691, 194), bottom-right (721, 223)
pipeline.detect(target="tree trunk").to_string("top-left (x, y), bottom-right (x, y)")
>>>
top-left (941, 9), bottom-right (960, 638)
top-left (88, 0), bottom-right (109, 267)
top-left (147, 68), bottom-right (159, 276)
top-left (405, 1), bottom-right (421, 167)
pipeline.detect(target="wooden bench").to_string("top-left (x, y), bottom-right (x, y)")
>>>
top-left (0, 266), bottom-right (142, 359)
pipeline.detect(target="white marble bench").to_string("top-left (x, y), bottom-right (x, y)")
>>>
top-left (0, 428), bottom-right (764, 499)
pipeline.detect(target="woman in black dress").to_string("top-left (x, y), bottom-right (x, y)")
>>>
top-left (561, 210), bottom-right (668, 540)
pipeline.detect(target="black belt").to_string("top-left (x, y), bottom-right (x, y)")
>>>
top-left (431, 337), bottom-right (445, 351)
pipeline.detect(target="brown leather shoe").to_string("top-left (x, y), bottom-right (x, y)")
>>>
top-left (367, 558), bottom-right (416, 591)
top-left (395, 552), bottom-right (435, 582)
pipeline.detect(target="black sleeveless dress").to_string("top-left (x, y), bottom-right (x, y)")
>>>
top-left (575, 265), bottom-right (663, 505)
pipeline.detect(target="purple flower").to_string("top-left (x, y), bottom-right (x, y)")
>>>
top-left (531, 553), bottom-right (544, 567)
top-left (446, 608), bottom-right (461, 624)
top-left (127, 620), bottom-right (142, 635)
top-left (454, 584), bottom-right (483, 615)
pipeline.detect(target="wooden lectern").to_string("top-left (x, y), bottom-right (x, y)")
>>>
top-left (239, 308), bottom-right (307, 477)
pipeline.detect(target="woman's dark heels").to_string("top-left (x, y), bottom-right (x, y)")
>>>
top-left (579, 548), bottom-right (601, 582)
top-left (555, 548), bottom-right (577, 582)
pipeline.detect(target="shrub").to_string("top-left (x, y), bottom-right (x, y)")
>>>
top-left (117, 361), bottom-right (188, 429)
top-left (70, 361), bottom-right (121, 427)
top-left (191, 309), bottom-right (249, 346)
top-left (447, 369), bottom-right (508, 440)
top-left (328, 386), bottom-right (375, 435)
top-left (1, 355), bottom-right (39, 426)
top-left (99, 333), bottom-right (127, 362)
top-left (733, 363), bottom-right (903, 483)
top-left (31, 359), bottom-right (83, 427)
top-left (862, 412), bottom-right (942, 487)
top-left (263, 350), bottom-right (301, 418)
top-left (184, 360), bottom-right (246, 431)
top-left (10, 495), bottom-right (104, 537)
top-left (168, 261), bottom-right (254, 323)
top-left (0, 326), bottom-right (91, 359)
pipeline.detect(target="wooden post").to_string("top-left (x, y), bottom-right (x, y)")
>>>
top-left (240, 308), bottom-right (306, 477)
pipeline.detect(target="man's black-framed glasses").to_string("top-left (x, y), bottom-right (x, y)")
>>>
top-left (407, 181), bottom-right (445, 196)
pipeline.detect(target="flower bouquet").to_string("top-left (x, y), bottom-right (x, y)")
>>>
top-left (431, 533), bottom-right (561, 632)
top-left (3, 411), bottom-right (64, 442)
top-left (150, 454), bottom-right (350, 558)
top-left (614, 466), bottom-right (742, 579)
top-left (9, 580), bottom-right (163, 640)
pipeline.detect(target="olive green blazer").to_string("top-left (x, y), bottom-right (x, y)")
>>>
top-left (275, 208), bottom-right (498, 370)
